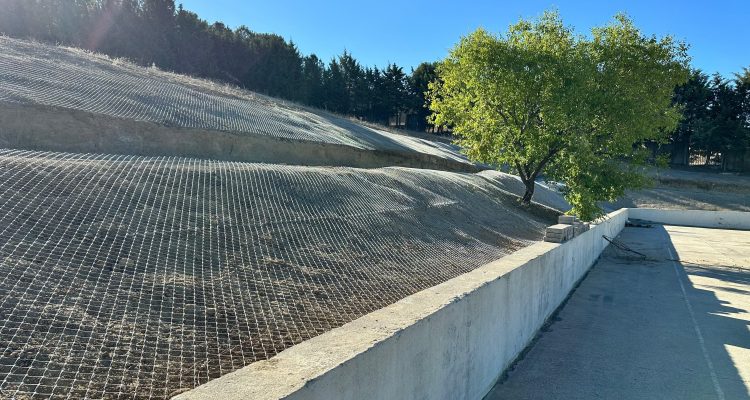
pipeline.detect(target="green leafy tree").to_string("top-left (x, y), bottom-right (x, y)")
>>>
top-left (174, 7), bottom-right (215, 76)
top-left (429, 11), bottom-right (690, 219)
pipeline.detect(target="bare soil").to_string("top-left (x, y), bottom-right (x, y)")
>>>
top-left (0, 150), bottom-right (554, 399)
top-left (608, 168), bottom-right (750, 212)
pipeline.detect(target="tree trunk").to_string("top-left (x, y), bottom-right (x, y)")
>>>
top-left (521, 178), bottom-right (535, 205)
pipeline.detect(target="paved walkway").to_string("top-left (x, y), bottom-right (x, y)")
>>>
top-left (486, 225), bottom-right (750, 400)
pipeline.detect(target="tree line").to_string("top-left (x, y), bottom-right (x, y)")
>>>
top-left (671, 68), bottom-right (750, 170)
top-left (0, 0), bottom-right (438, 130)
top-left (0, 1), bottom-right (747, 171)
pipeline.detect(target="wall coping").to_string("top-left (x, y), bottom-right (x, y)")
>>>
top-left (176, 208), bottom-right (630, 400)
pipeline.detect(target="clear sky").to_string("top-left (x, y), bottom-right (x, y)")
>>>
top-left (179, 0), bottom-right (749, 77)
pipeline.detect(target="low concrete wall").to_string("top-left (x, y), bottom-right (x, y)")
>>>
top-left (176, 209), bottom-right (628, 400)
top-left (629, 208), bottom-right (750, 230)
top-left (0, 103), bottom-right (479, 172)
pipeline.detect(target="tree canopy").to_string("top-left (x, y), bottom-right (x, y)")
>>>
top-left (429, 11), bottom-right (690, 218)
top-left (670, 69), bottom-right (750, 170)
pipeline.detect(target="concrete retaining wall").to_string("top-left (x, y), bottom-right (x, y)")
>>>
top-left (629, 208), bottom-right (750, 230)
top-left (176, 209), bottom-right (628, 400)
top-left (0, 103), bottom-right (478, 172)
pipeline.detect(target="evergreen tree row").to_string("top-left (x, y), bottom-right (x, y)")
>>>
top-left (671, 68), bottom-right (750, 170)
top-left (0, 0), bottom-right (438, 130)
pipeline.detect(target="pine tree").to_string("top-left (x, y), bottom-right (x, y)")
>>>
top-left (323, 59), bottom-right (348, 113)
top-left (671, 70), bottom-right (712, 164)
top-left (302, 54), bottom-right (326, 108)
top-left (383, 63), bottom-right (407, 127)
top-left (408, 62), bottom-right (438, 132)
top-left (692, 75), bottom-right (749, 170)
top-left (142, 0), bottom-right (177, 68)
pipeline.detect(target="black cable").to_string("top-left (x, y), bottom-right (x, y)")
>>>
top-left (602, 235), bottom-right (745, 270)
top-left (601, 235), bottom-right (649, 258)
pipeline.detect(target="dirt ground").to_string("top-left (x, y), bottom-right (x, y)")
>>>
top-left (607, 168), bottom-right (750, 212)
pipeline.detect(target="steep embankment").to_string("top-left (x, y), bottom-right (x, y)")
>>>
top-left (0, 37), bottom-right (474, 171)
top-left (0, 149), bottom-right (564, 399)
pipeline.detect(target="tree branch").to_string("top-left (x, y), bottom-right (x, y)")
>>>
top-left (530, 147), bottom-right (561, 179)
top-left (514, 161), bottom-right (528, 182)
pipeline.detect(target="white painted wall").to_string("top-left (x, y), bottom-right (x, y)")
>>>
top-left (629, 208), bottom-right (750, 230)
top-left (176, 208), bottom-right (629, 400)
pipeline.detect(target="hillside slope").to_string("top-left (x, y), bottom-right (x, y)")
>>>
top-left (0, 37), bottom-right (471, 170)
top-left (0, 149), bottom-right (565, 399)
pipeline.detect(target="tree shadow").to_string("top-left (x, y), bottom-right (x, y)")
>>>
top-left (301, 106), bottom-right (468, 158)
top-left (658, 225), bottom-right (750, 399)
top-left (484, 225), bottom-right (749, 400)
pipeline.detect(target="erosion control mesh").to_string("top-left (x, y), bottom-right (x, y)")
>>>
top-left (0, 37), bottom-right (466, 162)
top-left (0, 150), bottom-right (549, 399)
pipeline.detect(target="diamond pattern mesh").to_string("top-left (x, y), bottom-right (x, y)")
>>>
top-left (0, 150), bottom-right (546, 399)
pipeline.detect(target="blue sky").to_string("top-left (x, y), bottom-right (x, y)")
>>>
top-left (179, 0), bottom-right (749, 77)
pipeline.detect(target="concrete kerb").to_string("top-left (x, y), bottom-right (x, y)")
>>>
top-left (628, 208), bottom-right (750, 230)
top-left (175, 208), bottom-right (629, 400)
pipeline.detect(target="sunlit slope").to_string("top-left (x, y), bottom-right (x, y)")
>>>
top-left (0, 149), bottom-right (564, 398)
top-left (0, 37), bottom-right (469, 168)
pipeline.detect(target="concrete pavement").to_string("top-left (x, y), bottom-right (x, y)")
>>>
top-left (486, 225), bottom-right (750, 400)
